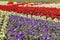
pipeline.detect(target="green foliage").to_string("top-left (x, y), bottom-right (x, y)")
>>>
top-left (0, 0), bottom-right (60, 2)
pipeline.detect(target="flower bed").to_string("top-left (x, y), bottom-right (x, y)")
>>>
top-left (0, 10), bottom-right (59, 40)
top-left (0, 2), bottom-right (60, 40)
top-left (0, 3), bottom-right (60, 19)
top-left (6, 15), bottom-right (60, 40)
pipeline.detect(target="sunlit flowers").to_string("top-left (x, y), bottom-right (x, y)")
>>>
top-left (6, 15), bottom-right (60, 40)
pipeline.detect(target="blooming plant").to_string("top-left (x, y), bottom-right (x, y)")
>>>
top-left (0, 2), bottom-right (60, 40)
top-left (0, 4), bottom-right (60, 19)
top-left (6, 15), bottom-right (60, 40)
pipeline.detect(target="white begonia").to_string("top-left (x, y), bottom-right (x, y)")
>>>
top-left (4, 16), bottom-right (9, 21)
top-left (37, 35), bottom-right (40, 38)
top-left (3, 11), bottom-right (9, 16)
top-left (40, 3), bottom-right (60, 8)
top-left (36, 16), bottom-right (41, 19)
top-left (19, 13), bottom-right (25, 17)
top-left (16, 12), bottom-right (25, 17)
top-left (32, 15), bottom-right (36, 19)
top-left (0, 32), bottom-right (5, 37)
top-left (47, 17), bottom-right (52, 21)
top-left (1, 27), bottom-right (5, 31)
top-left (0, 10), bottom-right (10, 40)
top-left (32, 15), bottom-right (40, 19)
top-left (16, 13), bottom-right (20, 16)
top-left (40, 16), bottom-right (46, 20)
top-left (28, 14), bottom-right (31, 18)
top-left (0, 18), bottom-right (3, 22)
top-left (11, 12), bottom-right (17, 15)
top-left (23, 14), bottom-right (27, 17)
top-left (58, 20), bottom-right (60, 22)
top-left (0, 11), bottom-right (4, 17)
top-left (53, 18), bottom-right (59, 22)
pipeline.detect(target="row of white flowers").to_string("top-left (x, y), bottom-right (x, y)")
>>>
top-left (18, 3), bottom-right (60, 8)
top-left (0, 11), bottom-right (9, 40)
top-left (0, 10), bottom-right (13, 40)
top-left (0, 1), bottom-right (60, 8)
top-left (0, 1), bottom-right (17, 5)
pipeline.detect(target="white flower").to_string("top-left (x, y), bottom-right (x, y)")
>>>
top-left (32, 15), bottom-right (36, 19)
top-left (40, 34), bottom-right (43, 36)
top-left (47, 37), bottom-right (50, 40)
top-left (0, 32), bottom-right (5, 37)
top-left (23, 14), bottom-right (27, 17)
top-left (28, 14), bottom-right (31, 18)
top-left (53, 18), bottom-right (59, 22)
top-left (40, 16), bottom-right (46, 20)
top-left (34, 35), bottom-right (37, 39)
top-left (0, 18), bottom-right (3, 22)
top-left (47, 17), bottom-right (52, 21)
top-left (37, 35), bottom-right (40, 38)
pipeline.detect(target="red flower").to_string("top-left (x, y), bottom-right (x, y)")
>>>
top-left (8, 2), bottom-right (13, 5)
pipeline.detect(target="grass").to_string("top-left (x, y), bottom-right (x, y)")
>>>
top-left (0, 0), bottom-right (60, 2)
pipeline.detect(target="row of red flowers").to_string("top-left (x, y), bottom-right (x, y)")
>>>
top-left (0, 4), bottom-right (60, 19)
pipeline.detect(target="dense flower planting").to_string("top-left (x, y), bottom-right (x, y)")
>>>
top-left (0, 10), bottom-right (10, 40)
top-left (0, 10), bottom-right (60, 40)
top-left (6, 15), bottom-right (60, 40)
top-left (0, 3), bottom-right (60, 19)
top-left (0, 10), bottom-right (18, 40)
top-left (0, 2), bottom-right (60, 40)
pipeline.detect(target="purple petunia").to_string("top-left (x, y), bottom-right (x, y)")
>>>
top-left (19, 32), bottom-right (25, 38)
top-left (6, 15), bottom-right (60, 40)
top-left (30, 31), bottom-right (35, 36)
top-left (53, 36), bottom-right (57, 40)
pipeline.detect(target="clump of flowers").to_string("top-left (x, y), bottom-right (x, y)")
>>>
top-left (6, 15), bottom-right (60, 40)
top-left (0, 10), bottom-right (26, 40)
top-left (0, 10), bottom-right (12, 40)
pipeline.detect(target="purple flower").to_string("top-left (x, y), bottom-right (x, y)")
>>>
top-left (11, 15), bottom-right (18, 20)
top-left (45, 36), bottom-right (47, 40)
top-left (56, 31), bottom-right (59, 36)
top-left (53, 36), bottom-right (57, 40)
top-left (25, 17), bottom-right (31, 21)
top-left (7, 33), bottom-right (11, 37)
top-left (16, 21), bottom-right (21, 27)
top-left (57, 26), bottom-right (60, 30)
top-left (6, 26), bottom-right (11, 31)
top-left (44, 25), bottom-right (49, 33)
top-left (12, 30), bottom-right (16, 34)
top-left (24, 30), bottom-right (28, 32)
top-left (19, 32), bottom-right (25, 38)
top-left (47, 37), bottom-right (51, 40)
top-left (23, 21), bottom-right (28, 26)
top-left (40, 34), bottom-right (43, 36)
top-left (37, 19), bottom-right (41, 23)
top-left (30, 31), bottom-right (35, 36)
top-left (7, 15), bottom-right (60, 40)
top-left (13, 28), bottom-right (16, 31)
top-left (52, 24), bottom-right (57, 29)
top-left (9, 15), bottom-right (19, 23)
top-left (41, 20), bottom-right (44, 23)
top-left (16, 38), bottom-right (19, 40)
top-left (20, 16), bottom-right (24, 22)
top-left (7, 38), bottom-right (10, 40)
top-left (15, 34), bottom-right (19, 40)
